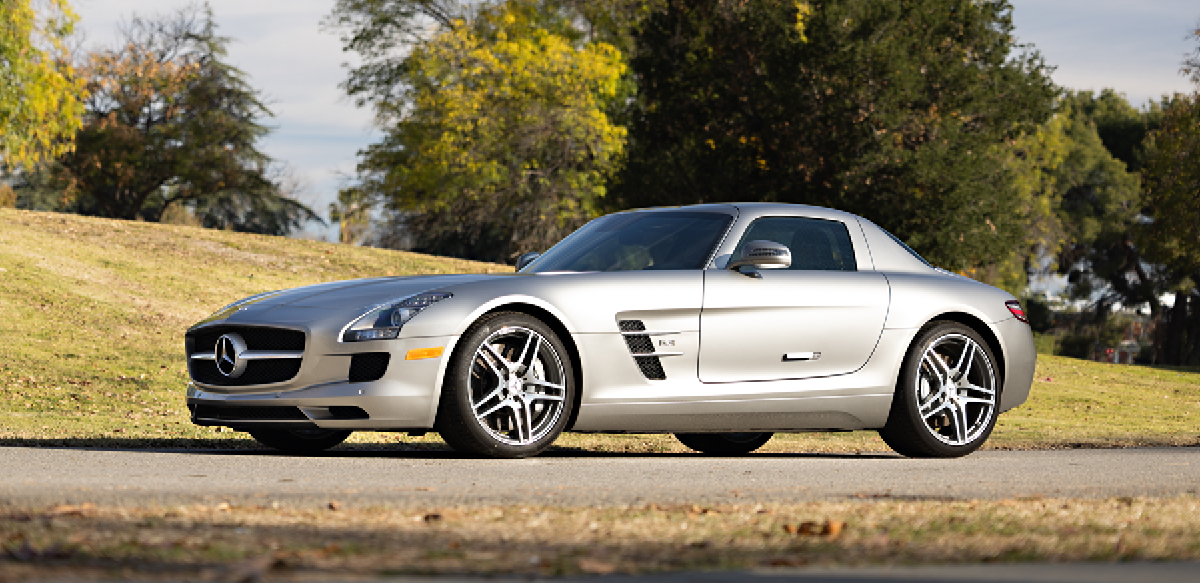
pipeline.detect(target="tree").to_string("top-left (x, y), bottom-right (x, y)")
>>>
top-left (1141, 93), bottom-right (1200, 364)
top-left (49, 6), bottom-right (319, 235)
top-left (0, 0), bottom-right (86, 169)
top-left (615, 0), bottom-right (1057, 271)
top-left (332, 1), bottom-right (627, 262)
top-left (1052, 94), bottom-right (1149, 309)
top-left (329, 186), bottom-right (375, 245)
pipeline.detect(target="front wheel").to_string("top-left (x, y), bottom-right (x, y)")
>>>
top-left (879, 321), bottom-right (1000, 458)
top-left (675, 432), bottom-right (773, 455)
top-left (248, 428), bottom-right (352, 454)
top-left (436, 312), bottom-right (576, 458)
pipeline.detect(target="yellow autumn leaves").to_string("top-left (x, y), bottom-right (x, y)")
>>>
top-left (389, 1), bottom-right (627, 255)
top-left (0, 0), bottom-right (87, 168)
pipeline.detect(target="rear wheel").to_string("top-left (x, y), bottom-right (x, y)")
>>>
top-left (248, 428), bottom-right (352, 454)
top-left (675, 432), bottom-right (773, 455)
top-left (436, 312), bottom-right (576, 458)
top-left (879, 321), bottom-right (999, 458)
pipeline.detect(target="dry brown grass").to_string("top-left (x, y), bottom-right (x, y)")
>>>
top-left (2, 496), bottom-right (1198, 579)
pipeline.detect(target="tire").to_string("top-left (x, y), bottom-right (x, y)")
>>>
top-left (675, 432), bottom-right (773, 455)
top-left (436, 312), bottom-right (576, 458)
top-left (880, 321), bottom-right (1000, 458)
top-left (248, 428), bottom-right (352, 454)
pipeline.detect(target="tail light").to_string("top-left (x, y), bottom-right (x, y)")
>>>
top-left (1005, 300), bottom-right (1028, 323)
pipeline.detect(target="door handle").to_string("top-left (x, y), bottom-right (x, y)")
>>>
top-left (783, 352), bottom-right (821, 361)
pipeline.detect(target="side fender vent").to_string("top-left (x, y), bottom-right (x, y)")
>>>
top-left (618, 320), bottom-right (666, 381)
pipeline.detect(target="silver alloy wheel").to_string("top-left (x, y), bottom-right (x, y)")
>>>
top-left (914, 332), bottom-right (997, 446)
top-left (469, 325), bottom-right (567, 446)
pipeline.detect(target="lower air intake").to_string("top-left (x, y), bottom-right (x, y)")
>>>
top-left (191, 405), bottom-right (308, 421)
top-left (349, 353), bottom-right (390, 382)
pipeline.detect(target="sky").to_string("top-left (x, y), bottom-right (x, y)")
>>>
top-left (73, 0), bottom-right (1200, 242)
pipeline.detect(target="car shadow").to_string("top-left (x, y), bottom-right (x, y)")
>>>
top-left (0, 437), bottom-right (899, 460)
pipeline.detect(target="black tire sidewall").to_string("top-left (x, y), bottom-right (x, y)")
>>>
top-left (675, 432), bottom-right (773, 455)
top-left (249, 428), bottom-right (352, 454)
top-left (890, 322), bottom-right (1000, 458)
top-left (442, 313), bottom-right (576, 458)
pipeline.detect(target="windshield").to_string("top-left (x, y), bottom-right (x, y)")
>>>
top-left (522, 211), bottom-right (734, 273)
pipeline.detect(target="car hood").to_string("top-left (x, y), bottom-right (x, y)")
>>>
top-left (193, 273), bottom-right (515, 328)
top-left (278, 274), bottom-right (513, 309)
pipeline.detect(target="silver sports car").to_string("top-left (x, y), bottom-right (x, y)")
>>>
top-left (185, 203), bottom-right (1035, 458)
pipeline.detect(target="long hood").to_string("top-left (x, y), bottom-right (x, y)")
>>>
top-left (277, 274), bottom-right (509, 309)
top-left (192, 273), bottom-right (515, 329)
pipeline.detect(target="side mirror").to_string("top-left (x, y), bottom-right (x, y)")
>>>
top-left (727, 240), bottom-right (791, 273)
top-left (515, 251), bottom-right (541, 271)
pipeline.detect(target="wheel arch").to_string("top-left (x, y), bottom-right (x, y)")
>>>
top-left (916, 311), bottom-right (1007, 388)
top-left (445, 302), bottom-right (585, 432)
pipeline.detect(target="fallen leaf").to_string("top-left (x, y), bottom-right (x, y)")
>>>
top-left (46, 503), bottom-right (97, 517)
top-left (578, 557), bottom-right (616, 574)
top-left (825, 519), bottom-right (845, 537)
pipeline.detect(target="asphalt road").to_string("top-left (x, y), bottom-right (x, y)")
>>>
top-left (0, 446), bottom-right (1197, 507)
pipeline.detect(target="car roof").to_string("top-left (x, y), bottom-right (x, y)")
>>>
top-left (623, 202), bottom-right (863, 222)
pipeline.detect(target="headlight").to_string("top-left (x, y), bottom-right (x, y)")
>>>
top-left (341, 292), bottom-right (453, 342)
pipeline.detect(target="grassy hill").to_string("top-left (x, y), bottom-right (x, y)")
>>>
top-left (1, 207), bottom-right (1197, 452)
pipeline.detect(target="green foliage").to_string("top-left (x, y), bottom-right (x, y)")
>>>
top-left (1054, 96), bottom-right (1146, 294)
top-left (614, 0), bottom-right (1057, 271)
top-left (329, 186), bottom-right (375, 245)
top-left (0, 0), bottom-right (86, 169)
top-left (1068, 89), bottom-right (1164, 173)
top-left (1140, 93), bottom-right (1200, 365)
top-left (1142, 94), bottom-right (1200, 282)
top-left (45, 6), bottom-right (319, 235)
top-left (971, 113), bottom-right (1070, 295)
top-left (1024, 296), bottom-right (1054, 333)
top-left (1056, 333), bottom-right (1095, 359)
top-left (336, 1), bottom-right (628, 262)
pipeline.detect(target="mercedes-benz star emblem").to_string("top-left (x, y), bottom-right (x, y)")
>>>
top-left (214, 333), bottom-right (249, 378)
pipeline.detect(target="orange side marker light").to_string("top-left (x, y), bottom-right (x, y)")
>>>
top-left (405, 347), bottom-right (444, 360)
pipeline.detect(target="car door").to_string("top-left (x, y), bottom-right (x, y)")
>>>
top-left (698, 215), bottom-right (890, 383)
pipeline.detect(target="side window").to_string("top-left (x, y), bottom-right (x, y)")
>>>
top-left (733, 216), bottom-right (857, 271)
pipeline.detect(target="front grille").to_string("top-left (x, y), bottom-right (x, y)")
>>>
top-left (190, 359), bottom-right (303, 386)
top-left (619, 319), bottom-right (666, 380)
top-left (186, 326), bottom-right (305, 387)
top-left (191, 404), bottom-right (309, 421)
top-left (349, 353), bottom-right (390, 383)
top-left (187, 326), bottom-right (305, 354)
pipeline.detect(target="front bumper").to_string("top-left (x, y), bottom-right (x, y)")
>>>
top-left (187, 334), bottom-right (458, 431)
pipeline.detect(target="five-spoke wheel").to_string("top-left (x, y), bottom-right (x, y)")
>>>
top-left (437, 313), bottom-right (575, 458)
top-left (880, 321), bottom-right (999, 458)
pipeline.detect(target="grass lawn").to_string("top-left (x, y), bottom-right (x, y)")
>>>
top-left (1, 208), bottom-right (1198, 453)
top-left (3, 209), bottom-right (1200, 579)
